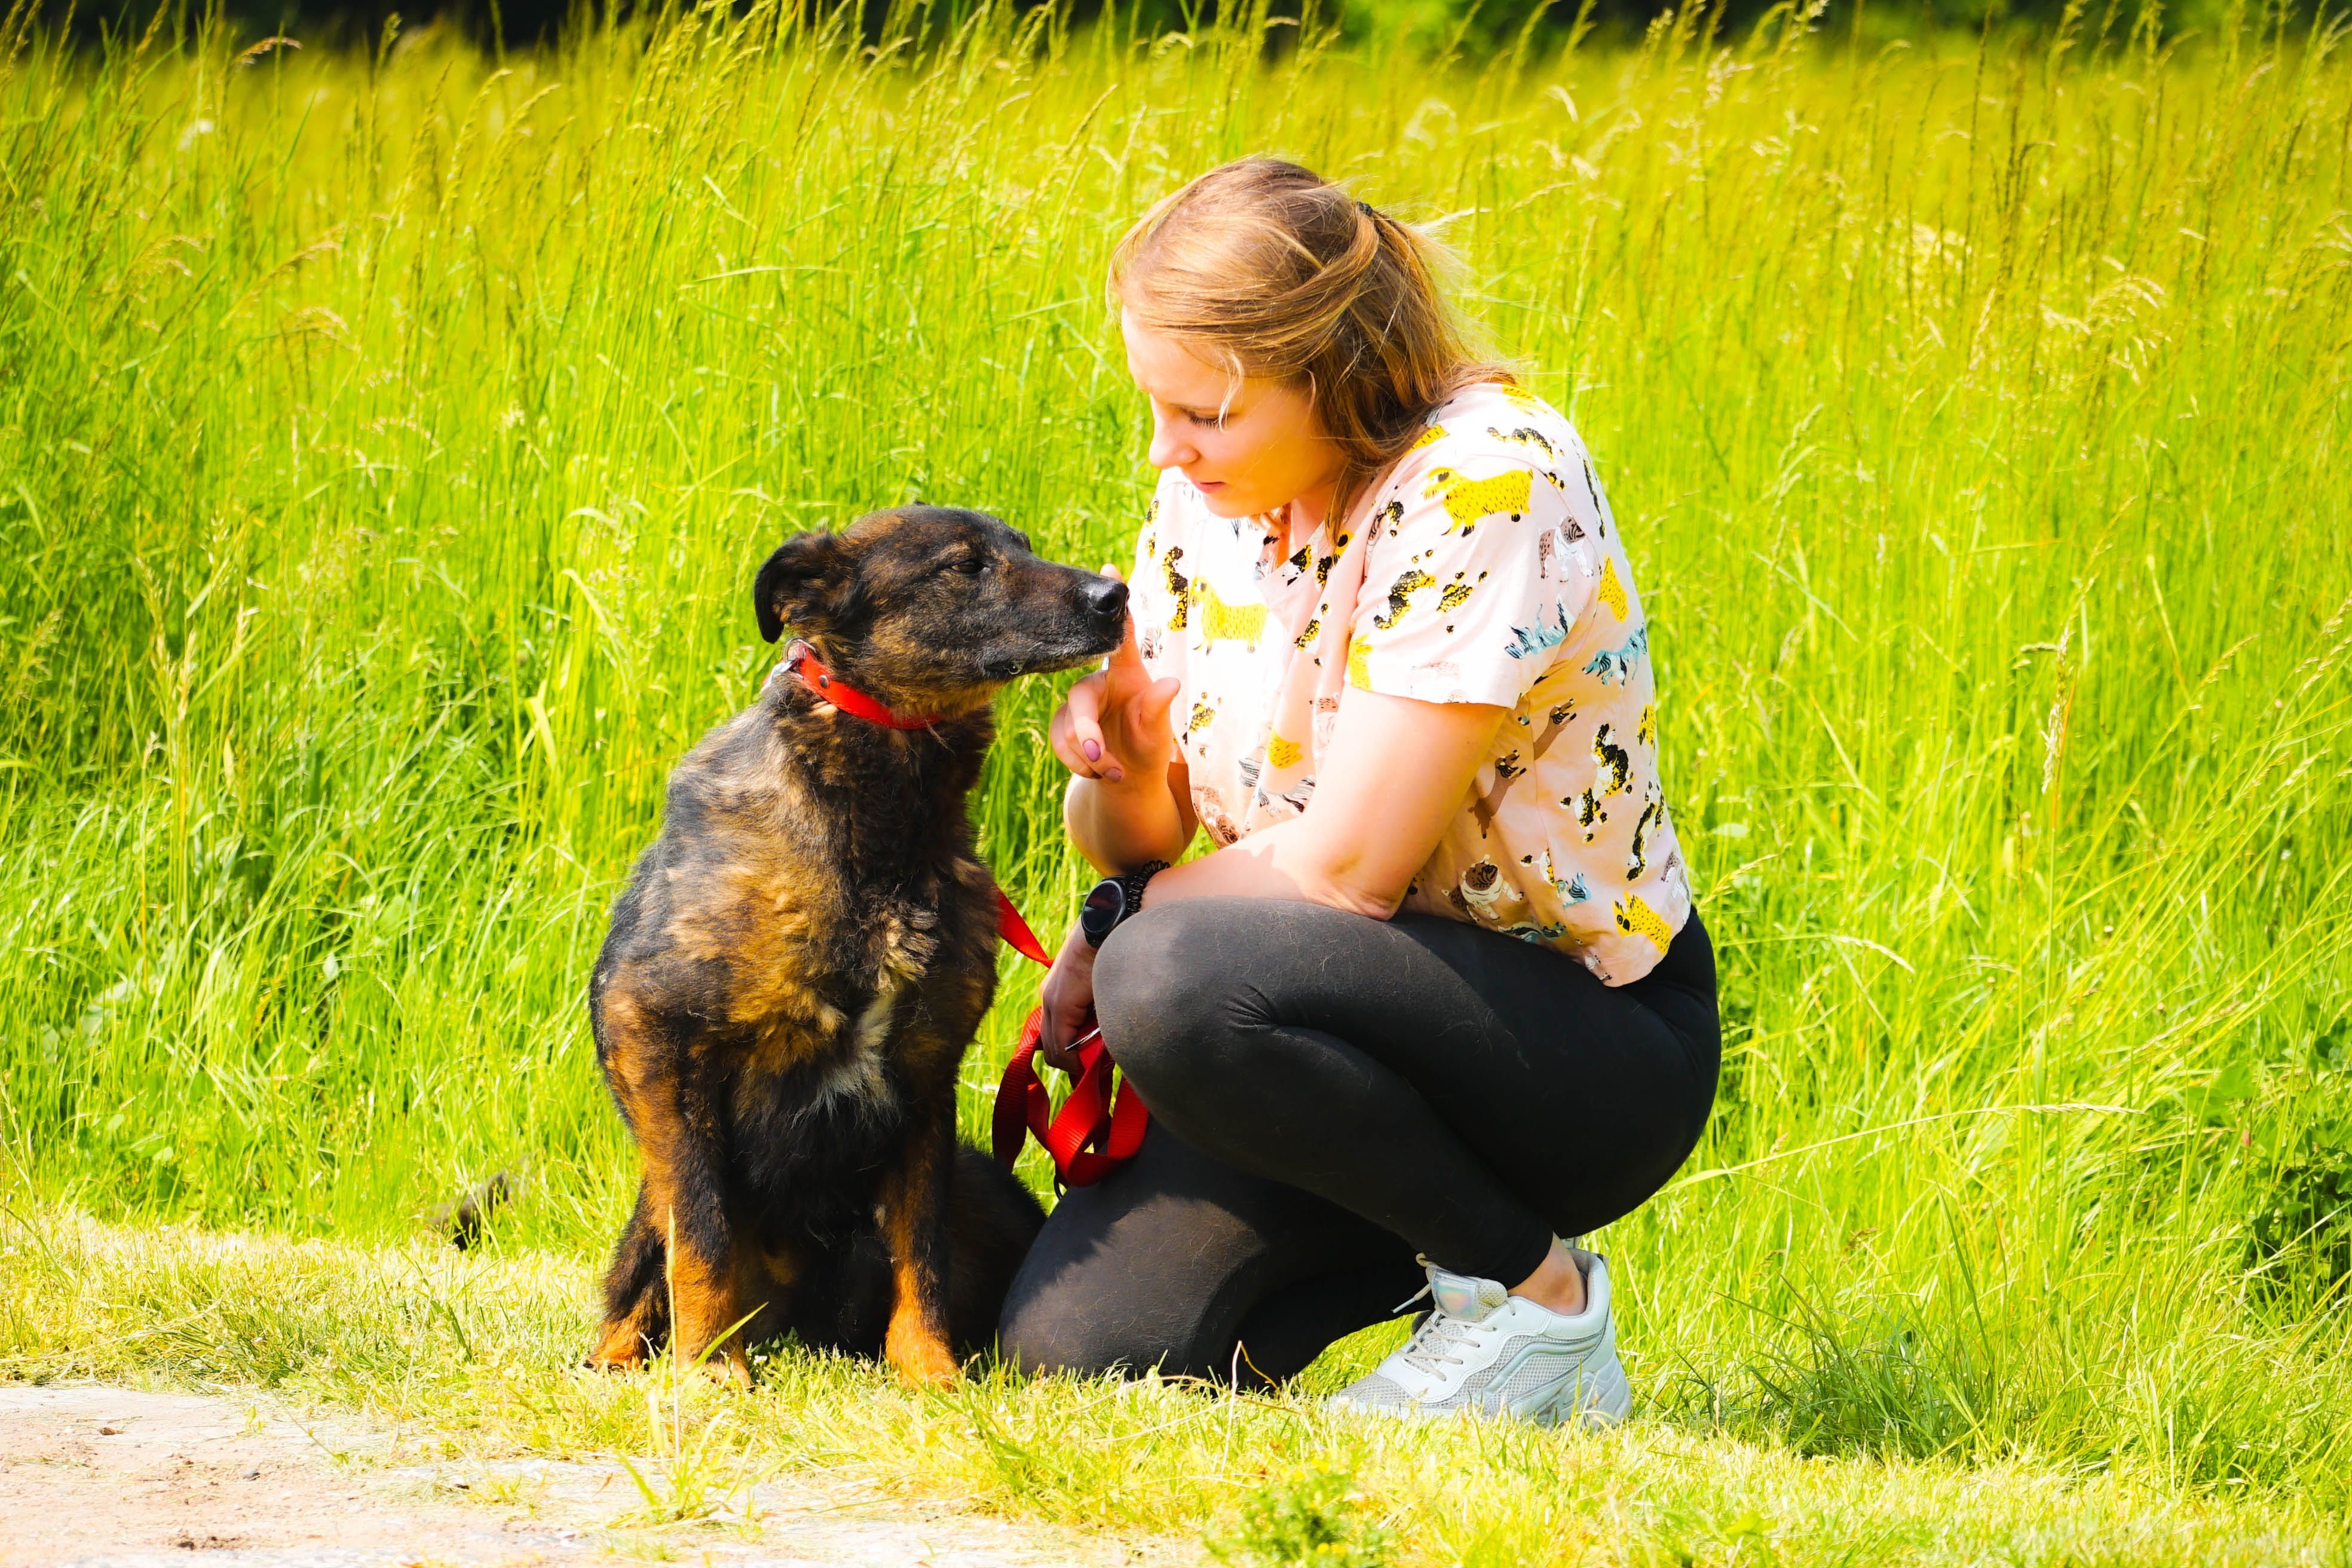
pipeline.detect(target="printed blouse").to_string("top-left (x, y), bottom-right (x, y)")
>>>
top-left (1128, 381), bottom-right (1692, 984)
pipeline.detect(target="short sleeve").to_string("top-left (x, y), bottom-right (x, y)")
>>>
top-left (1348, 455), bottom-right (1600, 707)
top-left (1127, 471), bottom-right (1190, 685)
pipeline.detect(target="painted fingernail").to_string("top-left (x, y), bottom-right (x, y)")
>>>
top-left (1083, 740), bottom-right (1101, 761)
top-left (1105, 767), bottom-right (1125, 783)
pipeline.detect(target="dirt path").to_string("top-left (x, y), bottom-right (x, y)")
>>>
top-left (0, 1384), bottom-right (1187, 1567)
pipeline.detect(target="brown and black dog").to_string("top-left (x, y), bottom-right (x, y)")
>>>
top-left (586, 506), bottom-right (1127, 1386)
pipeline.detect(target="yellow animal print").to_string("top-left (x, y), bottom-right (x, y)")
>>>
top-left (1636, 702), bottom-right (1656, 746)
top-left (1346, 638), bottom-right (1373, 690)
top-left (1312, 528), bottom-right (1353, 586)
top-left (1438, 571), bottom-right (1488, 615)
top-left (1191, 580), bottom-right (1267, 646)
top-left (1293, 615), bottom-right (1321, 649)
top-left (1626, 788), bottom-right (1665, 881)
top-left (1266, 733), bottom-right (1304, 770)
top-left (1596, 556), bottom-right (1627, 620)
top-left (1501, 383), bottom-right (1545, 412)
top-left (1410, 424), bottom-right (1447, 451)
top-left (1162, 546), bottom-right (1190, 630)
top-left (1420, 467), bottom-right (1533, 534)
top-left (1188, 698), bottom-right (1218, 734)
top-left (1569, 723), bottom-right (1634, 843)
top-left (1488, 425), bottom-right (1559, 464)
top-left (1374, 568), bottom-right (1437, 630)
top-left (1613, 892), bottom-right (1673, 953)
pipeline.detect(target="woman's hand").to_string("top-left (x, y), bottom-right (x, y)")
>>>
top-left (1037, 920), bottom-right (1099, 1074)
top-left (1051, 580), bottom-right (1181, 788)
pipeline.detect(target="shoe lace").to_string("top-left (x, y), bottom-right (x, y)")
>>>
top-left (1392, 1316), bottom-right (1468, 1373)
top-left (1394, 1298), bottom-right (1499, 1374)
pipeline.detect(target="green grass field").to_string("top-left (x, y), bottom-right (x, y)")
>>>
top-left (4, 1), bottom-right (2351, 1560)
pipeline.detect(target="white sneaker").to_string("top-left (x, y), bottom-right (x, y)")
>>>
top-left (1327, 1248), bottom-right (1631, 1429)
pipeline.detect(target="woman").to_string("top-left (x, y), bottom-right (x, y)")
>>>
top-left (996, 158), bottom-right (1719, 1428)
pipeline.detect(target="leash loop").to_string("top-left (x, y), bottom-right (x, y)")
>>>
top-left (990, 889), bottom-right (1148, 1187)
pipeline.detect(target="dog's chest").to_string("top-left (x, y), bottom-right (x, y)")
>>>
top-left (802, 910), bottom-right (930, 1101)
top-left (742, 880), bottom-right (988, 1094)
top-left (797, 969), bottom-right (908, 1119)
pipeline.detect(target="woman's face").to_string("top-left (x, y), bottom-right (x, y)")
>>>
top-left (1122, 312), bottom-right (1343, 520)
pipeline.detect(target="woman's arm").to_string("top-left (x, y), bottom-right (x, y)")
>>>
top-left (1141, 688), bottom-right (1506, 918)
top-left (1038, 687), bottom-right (1503, 1064)
top-left (1051, 608), bottom-right (1195, 873)
top-left (1065, 758), bottom-right (1197, 875)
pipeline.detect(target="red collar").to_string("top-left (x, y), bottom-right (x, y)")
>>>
top-left (778, 639), bottom-right (944, 731)
top-left (770, 642), bottom-right (1049, 965)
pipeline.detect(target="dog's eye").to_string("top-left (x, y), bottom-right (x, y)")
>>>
top-left (941, 556), bottom-right (987, 576)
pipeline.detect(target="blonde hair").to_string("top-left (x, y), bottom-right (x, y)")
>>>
top-left (1108, 157), bottom-right (1511, 519)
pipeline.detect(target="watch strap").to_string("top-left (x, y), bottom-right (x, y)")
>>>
top-left (1117, 860), bottom-right (1169, 921)
top-left (1085, 860), bottom-right (1168, 948)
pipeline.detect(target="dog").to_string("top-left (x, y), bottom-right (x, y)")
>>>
top-left (586, 505), bottom-right (1128, 1386)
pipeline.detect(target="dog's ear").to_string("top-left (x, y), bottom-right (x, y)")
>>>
top-left (753, 531), bottom-right (844, 644)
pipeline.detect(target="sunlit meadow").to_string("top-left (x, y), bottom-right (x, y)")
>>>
top-left (2, 1), bottom-right (2350, 1559)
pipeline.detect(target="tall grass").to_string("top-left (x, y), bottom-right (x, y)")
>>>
top-left (2, 0), bottom-right (2350, 1506)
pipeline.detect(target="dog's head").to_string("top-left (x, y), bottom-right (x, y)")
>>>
top-left (754, 506), bottom-right (1128, 716)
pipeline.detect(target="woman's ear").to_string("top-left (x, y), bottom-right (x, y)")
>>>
top-left (754, 531), bottom-right (843, 643)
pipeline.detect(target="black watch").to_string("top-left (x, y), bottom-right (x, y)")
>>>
top-left (1080, 862), bottom-right (1167, 949)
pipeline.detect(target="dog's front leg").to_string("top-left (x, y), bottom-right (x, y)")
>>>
top-left (622, 1086), bottom-right (760, 1387)
top-left (876, 1103), bottom-right (960, 1386)
top-left (656, 1138), bottom-right (761, 1388)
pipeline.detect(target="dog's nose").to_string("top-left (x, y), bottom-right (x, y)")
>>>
top-left (1083, 577), bottom-right (1129, 619)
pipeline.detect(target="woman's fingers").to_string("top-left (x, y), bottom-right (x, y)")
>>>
top-left (1041, 998), bottom-right (1094, 1073)
top-left (1039, 938), bottom-right (1096, 1071)
top-left (1138, 674), bottom-right (1182, 738)
top-left (1047, 702), bottom-right (1092, 777)
top-left (1060, 674), bottom-right (1110, 777)
top-left (1045, 1002), bottom-right (1105, 1073)
top-left (1105, 609), bottom-right (1147, 681)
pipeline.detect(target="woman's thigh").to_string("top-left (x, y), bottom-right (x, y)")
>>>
top-left (996, 1120), bottom-right (1422, 1385)
top-left (1094, 898), bottom-right (1720, 1238)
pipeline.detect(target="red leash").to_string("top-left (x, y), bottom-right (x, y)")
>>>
top-left (779, 636), bottom-right (1147, 1187)
top-left (987, 892), bottom-right (1149, 1188)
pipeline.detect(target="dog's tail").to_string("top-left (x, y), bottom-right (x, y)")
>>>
top-left (432, 1169), bottom-right (519, 1251)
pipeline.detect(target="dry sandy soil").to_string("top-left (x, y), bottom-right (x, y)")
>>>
top-left (0, 1383), bottom-right (1189, 1567)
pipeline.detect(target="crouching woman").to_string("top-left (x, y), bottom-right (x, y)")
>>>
top-left (997, 158), bottom-right (1719, 1426)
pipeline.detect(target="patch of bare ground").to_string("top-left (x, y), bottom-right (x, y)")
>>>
top-left (0, 1384), bottom-right (1193, 1567)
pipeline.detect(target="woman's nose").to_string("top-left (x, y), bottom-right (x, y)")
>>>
top-left (1147, 411), bottom-right (1194, 471)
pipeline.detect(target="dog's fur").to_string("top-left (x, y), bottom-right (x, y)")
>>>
top-left (586, 506), bottom-right (1127, 1386)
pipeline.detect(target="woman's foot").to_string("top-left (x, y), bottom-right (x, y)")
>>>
top-left (1327, 1248), bottom-right (1630, 1429)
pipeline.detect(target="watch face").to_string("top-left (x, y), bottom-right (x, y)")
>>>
top-left (1080, 879), bottom-right (1125, 942)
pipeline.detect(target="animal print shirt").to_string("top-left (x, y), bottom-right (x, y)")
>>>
top-left (1128, 381), bottom-right (1693, 985)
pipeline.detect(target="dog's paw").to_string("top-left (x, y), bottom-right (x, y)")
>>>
top-left (886, 1324), bottom-right (961, 1388)
top-left (586, 1327), bottom-right (652, 1373)
top-left (698, 1350), bottom-right (755, 1391)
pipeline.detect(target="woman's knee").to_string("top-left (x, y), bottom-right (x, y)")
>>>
top-left (997, 1278), bottom-right (1132, 1378)
top-left (997, 1240), bottom-right (1193, 1380)
top-left (1092, 899), bottom-right (1256, 1086)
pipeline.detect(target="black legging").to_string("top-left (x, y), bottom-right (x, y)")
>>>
top-left (997, 896), bottom-right (1719, 1387)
